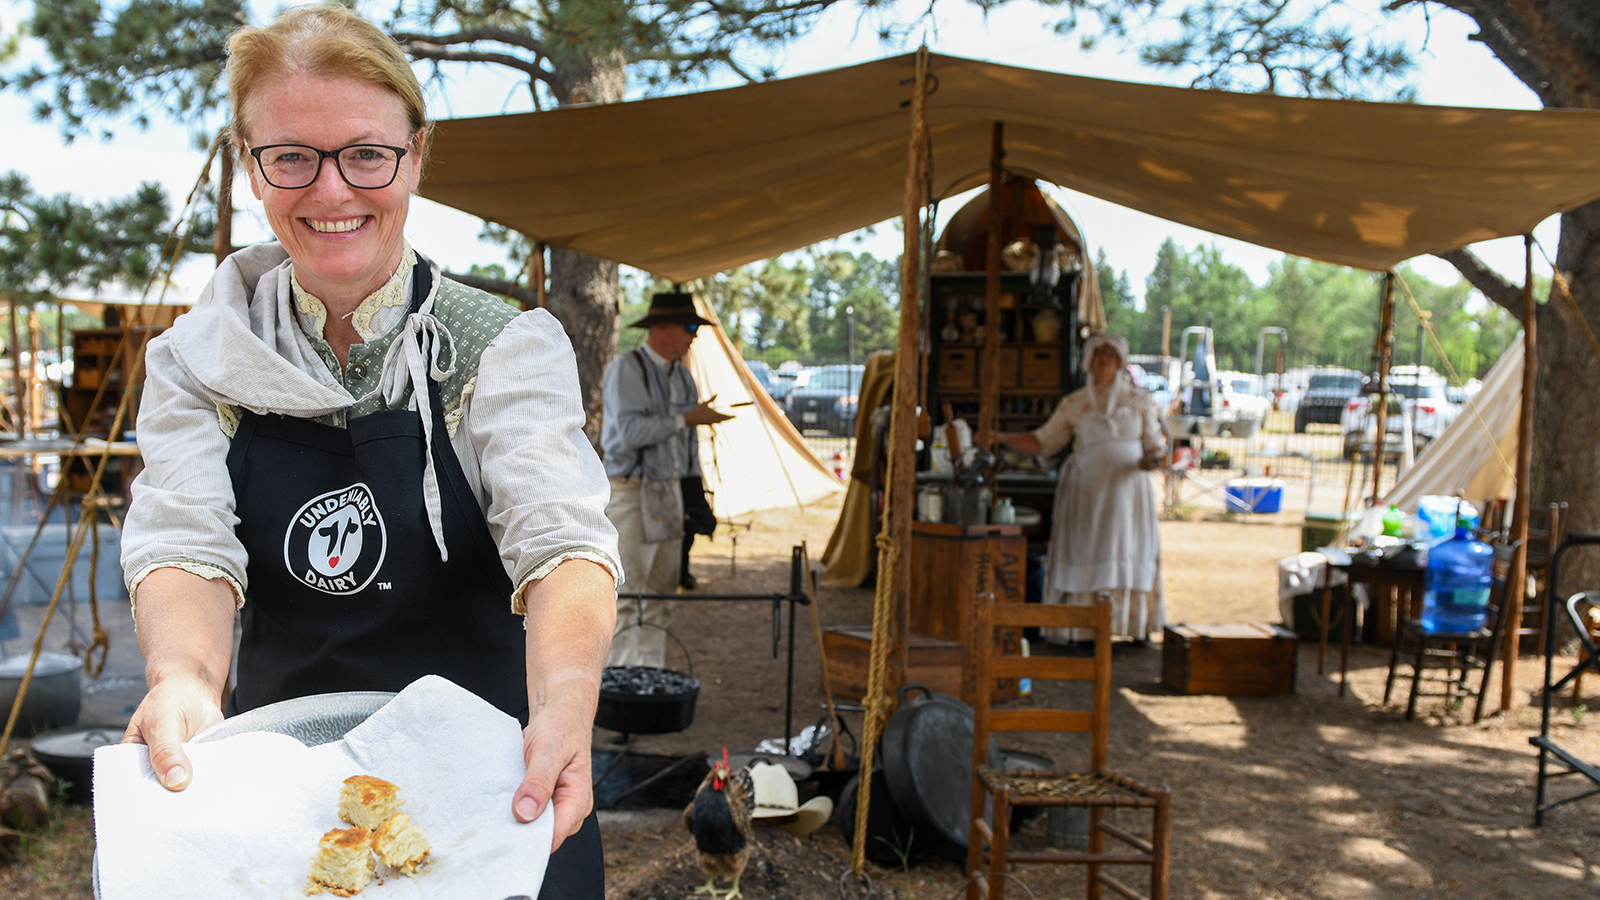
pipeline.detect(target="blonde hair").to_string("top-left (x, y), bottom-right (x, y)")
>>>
top-left (226, 4), bottom-right (428, 160)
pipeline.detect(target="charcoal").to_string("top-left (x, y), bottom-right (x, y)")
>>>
top-left (601, 666), bottom-right (699, 696)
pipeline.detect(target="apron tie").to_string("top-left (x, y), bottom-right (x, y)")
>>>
top-left (360, 311), bottom-right (458, 560)
top-left (1089, 381), bottom-right (1123, 438)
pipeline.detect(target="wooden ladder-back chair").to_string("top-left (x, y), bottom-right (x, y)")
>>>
top-left (1517, 503), bottom-right (1568, 655)
top-left (1382, 541), bottom-right (1514, 722)
top-left (965, 596), bottom-right (1171, 900)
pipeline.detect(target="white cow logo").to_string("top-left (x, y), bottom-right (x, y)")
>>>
top-left (284, 483), bottom-right (386, 595)
top-left (309, 503), bottom-right (364, 578)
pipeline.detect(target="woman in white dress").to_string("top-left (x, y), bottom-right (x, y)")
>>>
top-left (996, 333), bottom-right (1167, 644)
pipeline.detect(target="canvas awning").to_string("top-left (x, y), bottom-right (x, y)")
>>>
top-left (423, 52), bottom-right (1600, 281)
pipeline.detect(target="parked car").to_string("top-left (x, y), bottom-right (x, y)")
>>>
top-left (1216, 371), bottom-right (1271, 437)
top-left (1130, 366), bottom-right (1173, 416)
top-left (744, 360), bottom-right (795, 401)
top-left (784, 364), bottom-right (864, 436)
top-left (1341, 365), bottom-right (1461, 458)
top-left (1168, 363), bottom-right (1259, 437)
top-left (1294, 367), bottom-right (1364, 432)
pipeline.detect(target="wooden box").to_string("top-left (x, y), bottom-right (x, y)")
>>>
top-left (1019, 347), bottom-right (1060, 389)
top-left (822, 627), bottom-right (961, 701)
top-left (937, 347), bottom-right (977, 389)
top-left (910, 522), bottom-right (1027, 703)
top-left (1161, 622), bottom-right (1297, 696)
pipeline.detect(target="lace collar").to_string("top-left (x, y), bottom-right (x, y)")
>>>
top-left (290, 244), bottom-right (417, 342)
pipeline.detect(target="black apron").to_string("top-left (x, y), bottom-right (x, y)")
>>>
top-left (223, 263), bottom-right (603, 898)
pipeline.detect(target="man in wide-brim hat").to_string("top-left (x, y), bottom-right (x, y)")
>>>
top-left (600, 292), bottom-right (731, 668)
top-left (627, 291), bottom-right (718, 330)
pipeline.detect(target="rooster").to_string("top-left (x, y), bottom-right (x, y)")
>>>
top-left (683, 749), bottom-right (753, 899)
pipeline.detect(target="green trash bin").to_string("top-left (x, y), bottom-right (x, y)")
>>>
top-left (1301, 511), bottom-right (1358, 553)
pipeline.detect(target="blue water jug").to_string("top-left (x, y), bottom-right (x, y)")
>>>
top-left (1420, 524), bottom-right (1495, 632)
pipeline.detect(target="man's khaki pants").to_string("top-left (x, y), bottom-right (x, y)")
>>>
top-left (605, 476), bottom-right (681, 668)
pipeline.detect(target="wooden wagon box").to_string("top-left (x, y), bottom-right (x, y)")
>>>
top-left (822, 626), bottom-right (962, 701)
top-left (1161, 622), bottom-right (1298, 696)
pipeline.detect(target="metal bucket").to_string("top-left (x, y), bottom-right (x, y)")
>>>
top-left (944, 484), bottom-right (991, 526)
top-left (0, 651), bottom-right (81, 736)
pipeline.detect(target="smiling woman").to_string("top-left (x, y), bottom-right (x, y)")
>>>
top-left (112, 6), bottom-right (618, 899)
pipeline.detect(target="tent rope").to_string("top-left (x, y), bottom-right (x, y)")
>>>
top-left (1533, 241), bottom-right (1600, 363)
top-left (1389, 272), bottom-right (1517, 492)
top-left (0, 131), bottom-right (221, 759)
top-left (851, 508), bottom-right (900, 872)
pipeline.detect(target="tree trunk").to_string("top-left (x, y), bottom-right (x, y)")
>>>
top-left (1535, 201), bottom-right (1600, 588)
top-left (546, 247), bottom-right (622, 444)
top-left (545, 50), bottom-right (627, 446)
top-left (1435, 0), bottom-right (1600, 585)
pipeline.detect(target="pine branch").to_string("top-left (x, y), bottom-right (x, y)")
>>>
top-left (399, 42), bottom-right (555, 86)
top-left (1432, 247), bottom-right (1525, 318)
top-left (444, 271), bottom-right (540, 307)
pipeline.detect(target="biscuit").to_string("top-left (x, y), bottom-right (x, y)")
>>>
top-left (338, 775), bottom-right (404, 830)
top-left (307, 826), bottom-right (373, 896)
top-left (372, 812), bottom-right (431, 875)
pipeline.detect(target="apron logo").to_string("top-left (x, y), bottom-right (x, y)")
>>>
top-left (283, 483), bottom-right (387, 595)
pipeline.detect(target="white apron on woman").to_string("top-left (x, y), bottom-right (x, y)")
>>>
top-left (1034, 378), bottom-right (1166, 641)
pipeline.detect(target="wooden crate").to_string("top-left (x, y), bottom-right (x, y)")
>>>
top-left (910, 522), bottom-right (1027, 704)
top-left (1161, 622), bottom-right (1297, 696)
top-left (822, 627), bottom-right (961, 701)
top-left (937, 347), bottom-right (977, 389)
top-left (1019, 347), bottom-right (1060, 389)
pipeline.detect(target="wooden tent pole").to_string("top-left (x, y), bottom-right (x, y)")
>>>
top-left (976, 124), bottom-right (1005, 448)
top-left (27, 309), bottom-right (41, 430)
top-left (9, 301), bottom-right (26, 438)
top-left (1370, 273), bottom-right (1396, 508)
top-left (851, 46), bottom-right (930, 876)
top-left (530, 242), bottom-right (548, 310)
top-left (1501, 234), bottom-right (1537, 707)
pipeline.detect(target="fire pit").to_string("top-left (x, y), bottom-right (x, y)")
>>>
top-left (595, 665), bottom-right (699, 735)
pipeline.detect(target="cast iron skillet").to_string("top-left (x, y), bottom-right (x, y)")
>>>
top-left (879, 684), bottom-right (1001, 859)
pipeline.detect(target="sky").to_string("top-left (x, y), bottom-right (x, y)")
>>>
top-left (0, 0), bottom-right (1554, 303)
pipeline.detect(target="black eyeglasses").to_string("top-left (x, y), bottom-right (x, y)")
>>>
top-left (248, 143), bottom-right (410, 190)
top-left (683, 322), bottom-right (700, 335)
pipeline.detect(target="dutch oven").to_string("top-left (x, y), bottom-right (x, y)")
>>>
top-left (30, 725), bottom-right (121, 805)
top-left (835, 767), bottom-right (920, 866)
top-left (0, 651), bottom-right (82, 736)
top-left (595, 665), bottom-right (699, 735)
top-left (879, 684), bottom-right (1001, 860)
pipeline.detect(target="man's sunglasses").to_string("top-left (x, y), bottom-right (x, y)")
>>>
top-left (683, 322), bottom-right (700, 335)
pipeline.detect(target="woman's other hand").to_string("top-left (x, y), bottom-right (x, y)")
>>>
top-left (1138, 452), bottom-right (1165, 471)
top-left (995, 431), bottom-right (1042, 457)
top-left (516, 559), bottom-right (616, 850)
top-left (123, 675), bottom-right (225, 790)
top-left (514, 679), bottom-right (600, 846)
top-left (121, 567), bottom-right (237, 791)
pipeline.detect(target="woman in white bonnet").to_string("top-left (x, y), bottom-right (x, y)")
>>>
top-left (996, 332), bottom-right (1166, 644)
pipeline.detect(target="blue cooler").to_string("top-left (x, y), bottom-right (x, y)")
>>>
top-left (1226, 478), bottom-right (1284, 513)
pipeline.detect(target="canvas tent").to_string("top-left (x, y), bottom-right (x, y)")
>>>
top-left (422, 52), bottom-right (1600, 281)
top-left (1380, 341), bottom-right (1524, 515)
top-left (679, 295), bottom-right (845, 519)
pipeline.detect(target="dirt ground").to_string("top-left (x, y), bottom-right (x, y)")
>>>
top-left (4, 487), bottom-right (1598, 899)
top-left (599, 495), bottom-right (1600, 900)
